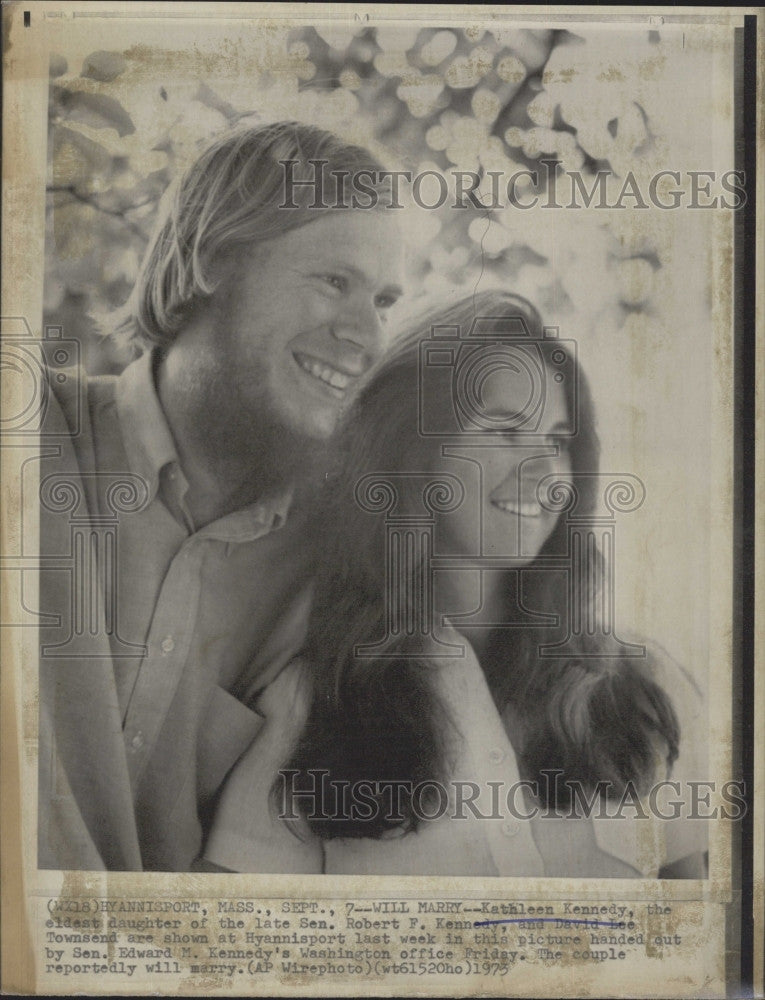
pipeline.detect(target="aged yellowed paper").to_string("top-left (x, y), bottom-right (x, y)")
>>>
top-left (1, 3), bottom-right (762, 996)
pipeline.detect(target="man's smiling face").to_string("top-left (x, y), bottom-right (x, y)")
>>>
top-left (207, 211), bottom-right (405, 441)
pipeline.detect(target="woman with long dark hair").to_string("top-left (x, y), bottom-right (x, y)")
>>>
top-left (202, 290), bottom-right (706, 877)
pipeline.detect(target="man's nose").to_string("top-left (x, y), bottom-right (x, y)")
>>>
top-left (331, 295), bottom-right (386, 359)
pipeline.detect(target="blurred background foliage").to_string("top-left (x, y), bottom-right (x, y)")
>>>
top-left (45, 23), bottom-right (710, 375)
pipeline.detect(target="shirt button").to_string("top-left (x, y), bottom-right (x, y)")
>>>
top-left (501, 820), bottom-right (521, 838)
top-left (489, 747), bottom-right (506, 765)
top-left (160, 635), bottom-right (175, 654)
top-left (130, 731), bottom-right (145, 751)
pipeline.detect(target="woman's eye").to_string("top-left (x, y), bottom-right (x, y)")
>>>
top-left (374, 293), bottom-right (399, 310)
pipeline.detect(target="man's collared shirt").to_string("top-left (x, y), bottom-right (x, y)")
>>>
top-left (51, 349), bottom-right (313, 869)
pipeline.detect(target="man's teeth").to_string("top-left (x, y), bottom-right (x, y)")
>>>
top-left (296, 355), bottom-right (351, 390)
top-left (492, 499), bottom-right (542, 518)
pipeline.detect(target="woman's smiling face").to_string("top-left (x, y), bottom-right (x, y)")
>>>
top-left (435, 364), bottom-right (573, 562)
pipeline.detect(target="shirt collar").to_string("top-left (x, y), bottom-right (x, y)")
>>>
top-left (115, 349), bottom-right (178, 504)
top-left (195, 489), bottom-right (294, 543)
top-left (115, 349), bottom-right (293, 540)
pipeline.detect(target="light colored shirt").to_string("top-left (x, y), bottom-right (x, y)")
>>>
top-left (203, 634), bottom-right (708, 877)
top-left (204, 643), bottom-right (546, 877)
top-left (39, 350), bottom-right (314, 870)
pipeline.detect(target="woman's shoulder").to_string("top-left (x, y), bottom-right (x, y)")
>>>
top-left (639, 640), bottom-right (707, 770)
top-left (621, 634), bottom-right (704, 705)
top-left (590, 640), bottom-right (709, 874)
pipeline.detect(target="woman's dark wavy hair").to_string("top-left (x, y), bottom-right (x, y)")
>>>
top-left (276, 289), bottom-right (680, 838)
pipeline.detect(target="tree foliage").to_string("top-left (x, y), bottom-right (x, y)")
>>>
top-left (45, 25), bottom-right (712, 374)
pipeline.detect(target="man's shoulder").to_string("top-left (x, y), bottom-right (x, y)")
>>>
top-left (41, 352), bottom-right (124, 493)
top-left (43, 357), bottom-right (120, 436)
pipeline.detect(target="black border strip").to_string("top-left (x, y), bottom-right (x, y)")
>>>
top-left (734, 12), bottom-right (757, 1000)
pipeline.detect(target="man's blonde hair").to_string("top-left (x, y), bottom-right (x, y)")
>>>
top-left (111, 121), bottom-right (391, 352)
